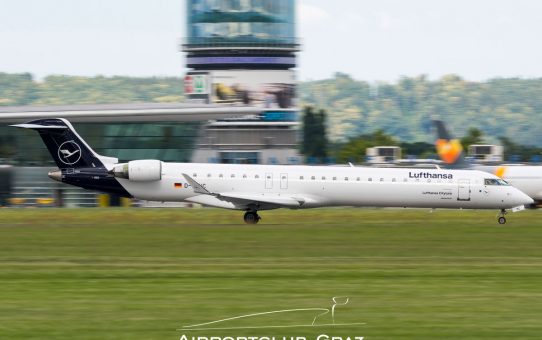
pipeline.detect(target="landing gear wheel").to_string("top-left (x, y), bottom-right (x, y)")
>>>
top-left (243, 211), bottom-right (260, 224)
top-left (497, 209), bottom-right (507, 225)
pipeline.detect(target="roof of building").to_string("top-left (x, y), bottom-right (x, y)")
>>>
top-left (0, 102), bottom-right (263, 123)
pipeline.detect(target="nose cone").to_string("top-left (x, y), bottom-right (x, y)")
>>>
top-left (48, 170), bottom-right (62, 182)
top-left (514, 189), bottom-right (534, 207)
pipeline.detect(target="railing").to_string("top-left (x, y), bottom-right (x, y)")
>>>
top-left (181, 37), bottom-right (301, 50)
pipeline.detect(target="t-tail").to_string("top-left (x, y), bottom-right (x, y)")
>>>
top-left (11, 118), bottom-right (131, 197)
top-left (432, 119), bottom-right (471, 168)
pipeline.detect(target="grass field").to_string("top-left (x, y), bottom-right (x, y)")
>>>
top-left (1, 208), bottom-right (542, 339)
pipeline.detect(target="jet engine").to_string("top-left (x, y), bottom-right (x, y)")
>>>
top-left (112, 160), bottom-right (162, 181)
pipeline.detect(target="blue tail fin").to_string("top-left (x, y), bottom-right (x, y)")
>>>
top-left (11, 118), bottom-right (117, 169)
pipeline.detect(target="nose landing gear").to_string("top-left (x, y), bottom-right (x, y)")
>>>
top-left (497, 209), bottom-right (507, 224)
top-left (243, 211), bottom-right (261, 224)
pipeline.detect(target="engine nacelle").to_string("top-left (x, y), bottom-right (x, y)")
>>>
top-left (112, 160), bottom-right (162, 182)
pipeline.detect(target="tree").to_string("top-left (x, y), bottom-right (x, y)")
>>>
top-left (335, 130), bottom-right (398, 163)
top-left (301, 106), bottom-right (328, 162)
top-left (460, 128), bottom-right (484, 150)
top-left (498, 136), bottom-right (542, 162)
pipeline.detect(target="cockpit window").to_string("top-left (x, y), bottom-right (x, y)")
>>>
top-left (484, 178), bottom-right (509, 186)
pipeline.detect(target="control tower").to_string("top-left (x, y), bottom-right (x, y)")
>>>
top-left (183, 0), bottom-right (301, 165)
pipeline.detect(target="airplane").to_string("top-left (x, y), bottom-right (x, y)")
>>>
top-left (433, 119), bottom-right (542, 207)
top-left (11, 118), bottom-right (533, 224)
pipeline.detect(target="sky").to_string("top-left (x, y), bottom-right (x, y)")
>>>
top-left (1, 0), bottom-right (542, 82)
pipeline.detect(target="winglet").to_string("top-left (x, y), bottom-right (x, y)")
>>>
top-left (182, 173), bottom-right (212, 195)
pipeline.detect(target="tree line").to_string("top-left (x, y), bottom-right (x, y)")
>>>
top-left (2, 71), bottom-right (542, 155)
top-left (0, 73), bottom-right (184, 106)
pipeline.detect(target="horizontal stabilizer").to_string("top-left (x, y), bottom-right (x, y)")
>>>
top-left (10, 123), bottom-right (67, 130)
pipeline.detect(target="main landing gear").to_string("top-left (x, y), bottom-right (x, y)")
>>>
top-left (497, 209), bottom-right (507, 224)
top-left (243, 211), bottom-right (261, 224)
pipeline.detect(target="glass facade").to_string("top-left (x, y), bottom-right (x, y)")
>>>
top-left (186, 0), bottom-right (296, 46)
top-left (0, 122), bottom-right (202, 166)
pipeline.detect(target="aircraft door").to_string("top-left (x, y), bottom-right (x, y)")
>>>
top-left (265, 172), bottom-right (273, 189)
top-left (457, 179), bottom-right (471, 201)
top-left (280, 173), bottom-right (288, 189)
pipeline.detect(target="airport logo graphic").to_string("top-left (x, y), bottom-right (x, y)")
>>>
top-left (180, 296), bottom-right (365, 333)
top-left (58, 141), bottom-right (82, 165)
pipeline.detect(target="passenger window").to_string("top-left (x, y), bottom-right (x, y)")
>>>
top-left (219, 174), bottom-right (223, 178)
top-left (344, 177), bottom-right (348, 181)
top-left (356, 177), bottom-right (360, 181)
top-left (392, 178), bottom-right (396, 182)
top-left (380, 178), bottom-right (384, 182)
top-left (193, 173), bottom-right (197, 177)
top-left (311, 176), bottom-right (316, 180)
top-left (333, 177), bottom-right (337, 181)
top-left (368, 178), bottom-right (372, 182)
top-left (403, 178), bottom-right (407, 182)
top-left (299, 176), bottom-right (304, 180)
top-left (322, 176), bottom-right (326, 180)
top-left (243, 174), bottom-right (247, 178)
top-left (255, 175), bottom-right (260, 179)
top-left (231, 174), bottom-right (235, 178)
top-left (207, 173), bottom-right (211, 178)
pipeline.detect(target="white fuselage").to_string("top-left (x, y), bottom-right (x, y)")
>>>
top-left (117, 163), bottom-right (532, 211)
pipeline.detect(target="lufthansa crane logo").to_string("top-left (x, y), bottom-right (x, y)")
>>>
top-left (58, 141), bottom-right (82, 165)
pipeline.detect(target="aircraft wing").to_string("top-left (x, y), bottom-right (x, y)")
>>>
top-left (182, 173), bottom-right (306, 210)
